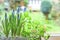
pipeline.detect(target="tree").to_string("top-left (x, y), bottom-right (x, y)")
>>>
top-left (41, 1), bottom-right (52, 20)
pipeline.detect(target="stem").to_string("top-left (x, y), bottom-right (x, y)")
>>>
top-left (45, 14), bottom-right (49, 20)
top-left (39, 36), bottom-right (41, 40)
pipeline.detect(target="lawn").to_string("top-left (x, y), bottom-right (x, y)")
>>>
top-left (31, 12), bottom-right (60, 33)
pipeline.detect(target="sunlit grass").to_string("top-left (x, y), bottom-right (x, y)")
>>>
top-left (31, 12), bottom-right (60, 33)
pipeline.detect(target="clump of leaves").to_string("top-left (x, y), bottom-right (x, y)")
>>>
top-left (2, 13), bottom-right (10, 37)
top-left (8, 10), bottom-right (31, 37)
top-left (9, 11), bottom-right (17, 37)
top-left (2, 10), bottom-right (50, 40)
top-left (17, 11), bottom-right (31, 36)
top-left (21, 19), bottom-right (51, 40)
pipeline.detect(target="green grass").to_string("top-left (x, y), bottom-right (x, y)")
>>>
top-left (31, 12), bottom-right (60, 33)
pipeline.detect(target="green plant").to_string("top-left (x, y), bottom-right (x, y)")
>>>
top-left (16, 13), bottom-right (21, 36)
top-left (9, 12), bottom-right (17, 37)
top-left (16, 13), bottom-right (24, 36)
top-left (21, 18), bottom-right (51, 40)
top-left (20, 11), bottom-right (31, 37)
top-left (2, 10), bottom-right (50, 40)
top-left (2, 13), bottom-right (10, 37)
top-left (8, 11), bottom-right (31, 37)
